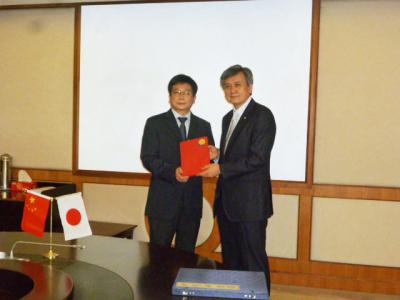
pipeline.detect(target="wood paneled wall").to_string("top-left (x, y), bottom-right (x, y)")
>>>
top-left (3, 0), bottom-right (400, 295)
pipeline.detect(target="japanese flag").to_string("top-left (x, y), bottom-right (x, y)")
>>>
top-left (56, 192), bottom-right (92, 241)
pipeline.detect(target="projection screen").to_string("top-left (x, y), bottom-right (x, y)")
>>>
top-left (78, 0), bottom-right (313, 181)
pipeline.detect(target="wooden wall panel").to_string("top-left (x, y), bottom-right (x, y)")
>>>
top-left (311, 197), bottom-right (400, 268)
top-left (314, 0), bottom-right (400, 187)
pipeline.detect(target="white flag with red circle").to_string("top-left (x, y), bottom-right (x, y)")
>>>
top-left (56, 192), bottom-right (92, 241)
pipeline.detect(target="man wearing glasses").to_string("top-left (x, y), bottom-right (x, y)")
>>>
top-left (141, 74), bottom-right (214, 252)
top-left (199, 65), bottom-right (276, 294)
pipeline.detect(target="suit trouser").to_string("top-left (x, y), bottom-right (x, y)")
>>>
top-left (149, 213), bottom-right (200, 253)
top-left (217, 209), bottom-right (271, 294)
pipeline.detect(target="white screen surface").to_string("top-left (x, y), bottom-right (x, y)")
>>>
top-left (79, 0), bottom-right (312, 181)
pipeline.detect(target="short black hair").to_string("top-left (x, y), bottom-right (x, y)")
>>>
top-left (168, 74), bottom-right (198, 96)
top-left (220, 64), bottom-right (253, 87)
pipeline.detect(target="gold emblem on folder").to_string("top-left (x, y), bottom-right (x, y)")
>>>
top-left (198, 138), bottom-right (206, 145)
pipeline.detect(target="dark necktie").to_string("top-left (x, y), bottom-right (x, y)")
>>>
top-left (178, 117), bottom-right (187, 140)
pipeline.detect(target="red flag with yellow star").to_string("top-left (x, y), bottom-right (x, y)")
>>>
top-left (21, 190), bottom-right (51, 237)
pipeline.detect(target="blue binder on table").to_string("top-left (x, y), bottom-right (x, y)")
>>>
top-left (172, 268), bottom-right (269, 299)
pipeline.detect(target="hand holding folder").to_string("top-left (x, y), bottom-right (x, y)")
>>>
top-left (180, 137), bottom-right (210, 176)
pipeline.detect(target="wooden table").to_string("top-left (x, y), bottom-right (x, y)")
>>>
top-left (89, 221), bottom-right (136, 239)
top-left (0, 232), bottom-right (219, 300)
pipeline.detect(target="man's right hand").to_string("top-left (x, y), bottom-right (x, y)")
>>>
top-left (176, 167), bottom-right (189, 183)
top-left (209, 145), bottom-right (220, 160)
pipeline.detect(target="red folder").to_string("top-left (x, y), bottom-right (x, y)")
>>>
top-left (180, 136), bottom-right (210, 176)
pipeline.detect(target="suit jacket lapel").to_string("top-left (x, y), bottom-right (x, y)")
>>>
top-left (220, 111), bottom-right (233, 157)
top-left (224, 99), bottom-right (256, 156)
top-left (187, 113), bottom-right (198, 140)
top-left (165, 110), bottom-right (182, 141)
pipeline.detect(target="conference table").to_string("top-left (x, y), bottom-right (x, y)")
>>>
top-left (0, 232), bottom-right (219, 299)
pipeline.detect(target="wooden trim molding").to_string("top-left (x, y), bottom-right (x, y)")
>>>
top-left (73, 5), bottom-right (81, 174)
top-left (305, 0), bottom-right (321, 186)
top-left (272, 270), bottom-right (400, 295)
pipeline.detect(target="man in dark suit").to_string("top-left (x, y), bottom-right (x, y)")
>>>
top-left (141, 74), bottom-right (214, 253)
top-left (199, 65), bottom-right (276, 293)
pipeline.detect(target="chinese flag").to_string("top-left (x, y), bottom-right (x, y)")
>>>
top-left (21, 190), bottom-right (51, 237)
top-left (180, 136), bottom-right (210, 176)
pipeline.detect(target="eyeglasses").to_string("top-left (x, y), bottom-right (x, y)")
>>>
top-left (172, 89), bottom-right (193, 96)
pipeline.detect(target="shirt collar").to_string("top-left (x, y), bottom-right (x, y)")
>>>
top-left (232, 96), bottom-right (251, 118)
top-left (171, 109), bottom-right (191, 121)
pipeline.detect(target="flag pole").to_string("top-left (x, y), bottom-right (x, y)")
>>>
top-left (44, 197), bottom-right (58, 260)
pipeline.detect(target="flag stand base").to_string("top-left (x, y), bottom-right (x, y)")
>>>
top-left (9, 241), bottom-right (86, 261)
top-left (44, 249), bottom-right (59, 260)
